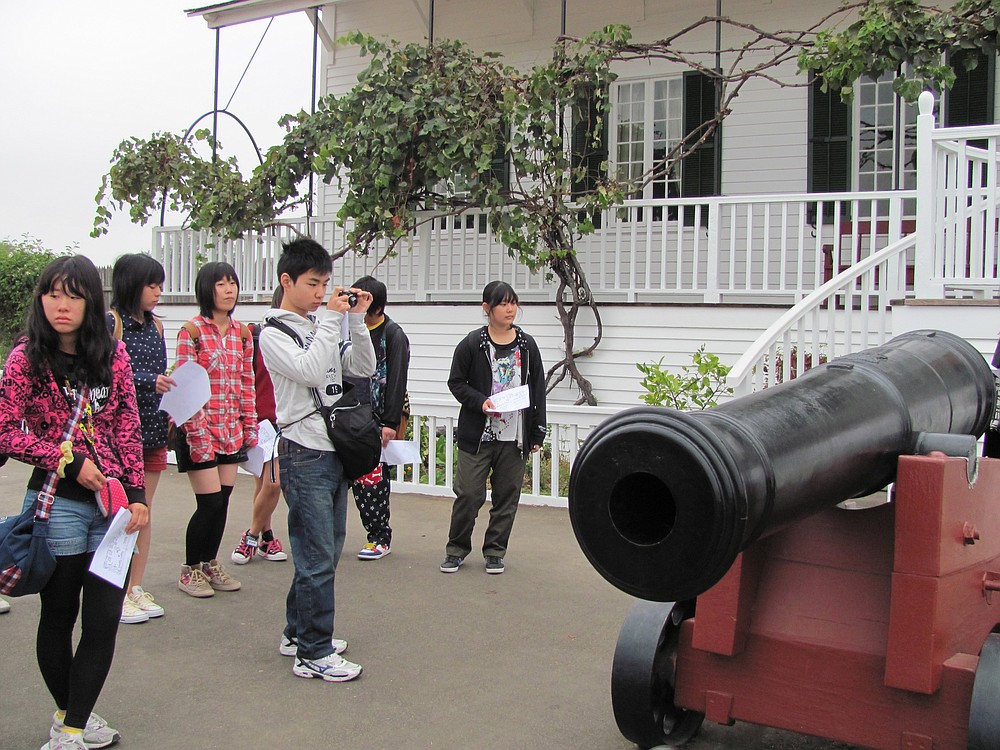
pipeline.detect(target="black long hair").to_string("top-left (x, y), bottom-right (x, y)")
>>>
top-left (111, 253), bottom-right (165, 320)
top-left (25, 255), bottom-right (114, 386)
top-left (482, 280), bottom-right (519, 309)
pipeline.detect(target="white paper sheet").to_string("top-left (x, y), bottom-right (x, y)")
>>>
top-left (243, 419), bottom-right (278, 477)
top-left (89, 509), bottom-right (139, 588)
top-left (486, 384), bottom-right (530, 413)
top-left (159, 361), bottom-right (210, 425)
top-left (381, 440), bottom-right (421, 465)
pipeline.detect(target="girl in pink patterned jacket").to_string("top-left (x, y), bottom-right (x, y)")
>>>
top-left (0, 254), bottom-right (148, 750)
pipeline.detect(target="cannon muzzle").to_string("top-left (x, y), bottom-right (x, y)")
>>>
top-left (568, 330), bottom-right (996, 602)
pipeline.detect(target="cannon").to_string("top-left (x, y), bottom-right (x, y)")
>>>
top-left (568, 330), bottom-right (1000, 748)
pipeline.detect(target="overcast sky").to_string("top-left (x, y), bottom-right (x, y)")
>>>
top-left (0, 1), bottom-right (316, 265)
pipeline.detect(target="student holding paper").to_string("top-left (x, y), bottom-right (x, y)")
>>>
top-left (173, 262), bottom-right (257, 599)
top-left (348, 275), bottom-right (411, 561)
top-left (0, 255), bottom-right (148, 750)
top-left (231, 287), bottom-right (288, 566)
top-left (107, 253), bottom-right (175, 624)
top-left (441, 281), bottom-right (546, 575)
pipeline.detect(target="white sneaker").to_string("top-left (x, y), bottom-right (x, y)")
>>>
top-left (42, 731), bottom-right (87, 750)
top-left (279, 634), bottom-right (348, 656)
top-left (127, 586), bottom-right (164, 618)
top-left (50, 712), bottom-right (120, 749)
top-left (292, 652), bottom-right (362, 682)
top-left (120, 596), bottom-right (149, 624)
top-left (0, 596), bottom-right (10, 614)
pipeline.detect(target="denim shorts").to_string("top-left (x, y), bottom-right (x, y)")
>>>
top-left (21, 490), bottom-right (110, 557)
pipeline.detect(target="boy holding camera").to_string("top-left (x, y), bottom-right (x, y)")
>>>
top-left (258, 239), bottom-right (375, 683)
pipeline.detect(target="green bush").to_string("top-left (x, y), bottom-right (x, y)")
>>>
top-left (636, 345), bottom-right (733, 410)
top-left (0, 237), bottom-right (61, 362)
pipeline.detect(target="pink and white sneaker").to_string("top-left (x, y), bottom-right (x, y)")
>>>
top-left (258, 537), bottom-right (288, 561)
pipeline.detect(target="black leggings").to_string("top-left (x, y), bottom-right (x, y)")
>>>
top-left (37, 553), bottom-right (128, 730)
top-left (184, 485), bottom-right (234, 566)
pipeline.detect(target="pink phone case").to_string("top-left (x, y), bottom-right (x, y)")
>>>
top-left (95, 477), bottom-right (129, 517)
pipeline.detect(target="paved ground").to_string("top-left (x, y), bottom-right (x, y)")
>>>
top-left (0, 461), bottom-right (857, 750)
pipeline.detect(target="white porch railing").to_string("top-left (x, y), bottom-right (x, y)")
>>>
top-left (729, 92), bottom-right (1000, 395)
top-left (387, 398), bottom-right (618, 507)
top-left (152, 192), bottom-right (920, 304)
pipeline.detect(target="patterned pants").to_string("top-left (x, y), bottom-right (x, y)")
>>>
top-left (352, 463), bottom-right (391, 546)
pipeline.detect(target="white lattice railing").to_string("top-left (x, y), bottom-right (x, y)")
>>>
top-left (387, 398), bottom-right (619, 507)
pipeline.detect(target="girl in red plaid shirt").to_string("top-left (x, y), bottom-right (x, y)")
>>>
top-left (173, 262), bottom-right (257, 598)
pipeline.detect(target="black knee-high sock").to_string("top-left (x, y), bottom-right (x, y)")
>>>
top-left (205, 485), bottom-right (234, 561)
top-left (185, 490), bottom-right (227, 566)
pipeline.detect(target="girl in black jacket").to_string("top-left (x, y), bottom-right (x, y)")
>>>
top-left (441, 281), bottom-right (547, 575)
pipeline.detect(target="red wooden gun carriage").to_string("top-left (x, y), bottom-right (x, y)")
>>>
top-left (570, 331), bottom-right (1000, 749)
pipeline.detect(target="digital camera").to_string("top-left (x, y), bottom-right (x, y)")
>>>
top-left (339, 290), bottom-right (358, 307)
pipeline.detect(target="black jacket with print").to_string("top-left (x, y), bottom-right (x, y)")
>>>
top-left (447, 325), bottom-right (547, 457)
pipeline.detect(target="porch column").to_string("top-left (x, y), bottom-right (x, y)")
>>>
top-left (914, 91), bottom-right (941, 298)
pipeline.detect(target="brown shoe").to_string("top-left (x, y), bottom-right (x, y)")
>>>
top-left (202, 559), bottom-right (241, 591)
top-left (178, 564), bottom-right (214, 598)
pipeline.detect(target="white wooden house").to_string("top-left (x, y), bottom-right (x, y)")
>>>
top-left (157, 0), bottom-right (1000, 503)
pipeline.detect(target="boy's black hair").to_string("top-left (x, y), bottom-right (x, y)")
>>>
top-left (352, 275), bottom-right (387, 316)
top-left (110, 253), bottom-right (165, 320)
top-left (277, 238), bottom-right (333, 284)
top-left (194, 261), bottom-right (240, 318)
top-left (482, 280), bottom-right (519, 308)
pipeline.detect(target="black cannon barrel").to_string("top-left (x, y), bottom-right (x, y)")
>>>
top-left (568, 330), bottom-right (996, 602)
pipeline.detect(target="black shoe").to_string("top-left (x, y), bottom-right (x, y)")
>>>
top-left (440, 555), bottom-right (464, 573)
top-left (485, 556), bottom-right (505, 574)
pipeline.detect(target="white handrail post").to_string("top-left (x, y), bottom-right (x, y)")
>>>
top-left (915, 91), bottom-right (940, 298)
top-left (705, 199), bottom-right (721, 303)
top-left (416, 212), bottom-right (432, 302)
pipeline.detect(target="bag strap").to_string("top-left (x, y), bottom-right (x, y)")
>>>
top-left (110, 309), bottom-right (163, 341)
top-left (36, 388), bottom-right (90, 521)
top-left (109, 310), bottom-right (123, 340)
top-left (261, 318), bottom-right (325, 426)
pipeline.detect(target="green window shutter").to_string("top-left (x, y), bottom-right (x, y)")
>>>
top-left (947, 49), bottom-right (995, 127)
top-left (808, 77), bottom-right (851, 222)
top-left (571, 84), bottom-right (609, 198)
top-left (681, 71), bottom-right (720, 199)
top-left (484, 96), bottom-right (510, 192)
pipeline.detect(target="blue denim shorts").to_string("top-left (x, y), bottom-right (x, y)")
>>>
top-left (20, 490), bottom-right (110, 557)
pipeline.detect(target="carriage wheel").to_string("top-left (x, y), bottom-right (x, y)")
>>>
top-left (611, 599), bottom-right (704, 748)
top-left (969, 632), bottom-right (1000, 749)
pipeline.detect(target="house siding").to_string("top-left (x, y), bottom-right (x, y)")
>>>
top-left (317, 0), bottom-right (838, 220)
top-left (159, 301), bottom-right (786, 410)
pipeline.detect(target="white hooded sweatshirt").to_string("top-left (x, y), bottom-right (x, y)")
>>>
top-left (258, 307), bottom-right (377, 452)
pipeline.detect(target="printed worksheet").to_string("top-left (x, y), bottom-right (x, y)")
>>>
top-left (486, 385), bottom-right (530, 413)
top-left (159, 361), bottom-right (210, 425)
top-left (89, 509), bottom-right (138, 588)
top-left (381, 440), bottom-right (421, 466)
top-left (243, 419), bottom-right (278, 477)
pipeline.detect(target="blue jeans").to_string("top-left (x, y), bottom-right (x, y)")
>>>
top-left (279, 439), bottom-right (348, 660)
top-left (21, 491), bottom-right (111, 556)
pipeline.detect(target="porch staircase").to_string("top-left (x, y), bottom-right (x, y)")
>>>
top-left (727, 91), bottom-right (1000, 395)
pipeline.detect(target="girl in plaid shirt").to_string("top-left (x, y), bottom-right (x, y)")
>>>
top-left (174, 262), bottom-right (257, 598)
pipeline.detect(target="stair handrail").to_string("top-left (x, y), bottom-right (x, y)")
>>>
top-left (726, 232), bottom-right (918, 396)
